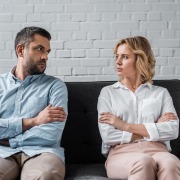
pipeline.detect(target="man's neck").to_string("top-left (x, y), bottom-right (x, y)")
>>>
top-left (14, 65), bottom-right (30, 81)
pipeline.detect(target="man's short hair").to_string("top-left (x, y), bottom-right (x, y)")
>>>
top-left (14, 26), bottom-right (51, 57)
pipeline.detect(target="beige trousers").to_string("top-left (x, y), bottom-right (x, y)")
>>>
top-left (0, 152), bottom-right (65, 180)
top-left (106, 141), bottom-right (180, 180)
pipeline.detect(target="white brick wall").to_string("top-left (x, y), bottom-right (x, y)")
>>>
top-left (0, 0), bottom-right (180, 81)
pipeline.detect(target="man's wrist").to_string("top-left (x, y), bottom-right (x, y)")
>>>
top-left (22, 118), bottom-right (36, 131)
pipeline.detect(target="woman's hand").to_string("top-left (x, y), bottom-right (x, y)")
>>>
top-left (157, 112), bottom-right (177, 123)
top-left (99, 112), bottom-right (127, 131)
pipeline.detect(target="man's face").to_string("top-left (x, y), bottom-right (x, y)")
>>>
top-left (23, 34), bottom-right (51, 75)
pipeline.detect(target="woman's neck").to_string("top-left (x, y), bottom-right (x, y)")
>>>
top-left (121, 77), bottom-right (142, 92)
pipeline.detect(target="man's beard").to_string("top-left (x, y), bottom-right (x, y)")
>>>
top-left (24, 58), bottom-right (46, 75)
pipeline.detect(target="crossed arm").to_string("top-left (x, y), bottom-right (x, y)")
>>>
top-left (0, 104), bottom-right (66, 147)
top-left (99, 112), bottom-right (177, 142)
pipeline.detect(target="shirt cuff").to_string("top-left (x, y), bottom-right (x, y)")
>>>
top-left (121, 131), bottom-right (132, 144)
top-left (8, 118), bottom-right (22, 137)
top-left (9, 134), bottom-right (23, 148)
top-left (143, 123), bottom-right (159, 141)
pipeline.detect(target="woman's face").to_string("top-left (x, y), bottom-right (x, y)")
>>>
top-left (115, 43), bottom-right (137, 78)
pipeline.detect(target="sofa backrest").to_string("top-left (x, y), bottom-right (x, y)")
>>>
top-left (61, 80), bottom-right (180, 164)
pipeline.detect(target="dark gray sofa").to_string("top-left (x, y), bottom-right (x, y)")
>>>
top-left (61, 80), bottom-right (180, 180)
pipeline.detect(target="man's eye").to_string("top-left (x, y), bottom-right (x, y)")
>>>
top-left (115, 55), bottom-right (119, 60)
top-left (37, 47), bottom-right (43, 52)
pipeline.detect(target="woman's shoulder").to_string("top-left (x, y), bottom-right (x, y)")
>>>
top-left (101, 82), bottom-right (119, 91)
top-left (99, 82), bottom-right (119, 96)
top-left (150, 84), bottom-right (169, 95)
top-left (151, 84), bottom-right (167, 91)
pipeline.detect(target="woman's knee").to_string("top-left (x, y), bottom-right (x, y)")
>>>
top-left (131, 155), bottom-right (156, 172)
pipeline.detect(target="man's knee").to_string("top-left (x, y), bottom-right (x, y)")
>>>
top-left (22, 169), bottom-right (64, 180)
top-left (0, 157), bottom-right (20, 180)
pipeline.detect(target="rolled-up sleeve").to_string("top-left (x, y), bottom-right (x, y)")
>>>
top-left (144, 89), bottom-right (179, 142)
top-left (0, 118), bottom-right (22, 139)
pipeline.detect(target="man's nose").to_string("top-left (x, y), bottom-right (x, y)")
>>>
top-left (41, 52), bottom-right (48, 61)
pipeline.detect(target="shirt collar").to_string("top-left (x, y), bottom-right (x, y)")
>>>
top-left (9, 66), bottom-right (45, 84)
top-left (112, 81), bottom-right (153, 90)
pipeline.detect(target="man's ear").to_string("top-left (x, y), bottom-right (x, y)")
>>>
top-left (16, 44), bottom-right (24, 57)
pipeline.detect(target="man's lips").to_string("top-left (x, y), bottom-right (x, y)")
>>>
top-left (38, 63), bottom-right (46, 68)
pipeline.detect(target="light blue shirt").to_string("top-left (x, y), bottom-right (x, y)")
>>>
top-left (0, 68), bottom-right (68, 162)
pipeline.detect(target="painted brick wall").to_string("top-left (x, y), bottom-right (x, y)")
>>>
top-left (0, 0), bottom-right (180, 81)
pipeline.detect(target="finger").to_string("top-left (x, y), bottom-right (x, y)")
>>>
top-left (49, 106), bottom-right (65, 111)
top-left (51, 117), bottom-right (66, 122)
top-left (100, 112), bottom-right (111, 115)
top-left (164, 112), bottom-right (175, 116)
top-left (99, 119), bottom-right (110, 124)
top-left (165, 114), bottom-right (177, 120)
top-left (46, 104), bottom-right (52, 109)
top-left (99, 117), bottom-right (109, 121)
top-left (49, 114), bottom-right (67, 119)
top-left (48, 109), bottom-right (66, 115)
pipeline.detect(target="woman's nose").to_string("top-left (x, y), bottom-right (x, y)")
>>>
top-left (116, 57), bottom-right (122, 65)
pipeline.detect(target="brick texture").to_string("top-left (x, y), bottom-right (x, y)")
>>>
top-left (0, 1), bottom-right (180, 81)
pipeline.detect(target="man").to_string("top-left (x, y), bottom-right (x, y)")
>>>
top-left (0, 26), bottom-right (67, 180)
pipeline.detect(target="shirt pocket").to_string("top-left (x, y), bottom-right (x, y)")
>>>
top-left (27, 97), bottom-right (47, 117)
top-left (141, 98), bottom-right (161, 123)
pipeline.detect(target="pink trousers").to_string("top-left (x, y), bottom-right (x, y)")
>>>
top-left (106, 141), bottom-right (180, 180)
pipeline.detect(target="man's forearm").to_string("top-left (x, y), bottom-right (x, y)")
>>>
top-left (22, 118), bottom-right (36, 131)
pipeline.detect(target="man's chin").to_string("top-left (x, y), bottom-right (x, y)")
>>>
top-left (29, 69), bottom-right (45, 75)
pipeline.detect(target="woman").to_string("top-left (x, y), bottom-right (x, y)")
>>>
top-left (98, 36), bottom-right (180, 180)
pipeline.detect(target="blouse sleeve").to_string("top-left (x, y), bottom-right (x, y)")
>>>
top-left (97, 87), bottom-right (132, 155)
top-left (143, 88), bottom-right (179, 142)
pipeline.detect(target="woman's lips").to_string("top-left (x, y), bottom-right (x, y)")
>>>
top-left (117, 68), bottom-right (123, 72)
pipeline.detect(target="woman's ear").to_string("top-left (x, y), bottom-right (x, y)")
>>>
top-left (16, 44), bottom-right (24, 57)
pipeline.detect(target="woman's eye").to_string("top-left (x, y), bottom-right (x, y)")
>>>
top-left (123, 56), bottom-right (128, 60)
top-left (115, 55), bottom-right (119, 60)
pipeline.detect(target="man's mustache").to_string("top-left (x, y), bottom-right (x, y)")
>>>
top-left (38, 59), bottom-right (46, 64)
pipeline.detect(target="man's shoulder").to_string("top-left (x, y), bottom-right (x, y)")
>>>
top-left (42, 74), bottom-right (67, 89)
top-left (0, 72), bottom-right (9, 79)
top-left (42, 74), bottom-right (64, 83)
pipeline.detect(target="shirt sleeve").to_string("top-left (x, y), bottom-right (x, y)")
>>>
top-left (143, 89), bottom-right (179, 142)
top-left (97, 88), bottom-right (132, 148)
top-left (0, 118), bottom-right (23, 139)
top-left (9, 80), bottom-right (68, 148)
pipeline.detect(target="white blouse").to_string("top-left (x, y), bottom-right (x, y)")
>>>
top-left (97, 81), bottom-right (179, 156)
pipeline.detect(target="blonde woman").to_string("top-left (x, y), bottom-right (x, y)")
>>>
top-left (98, 36), bottom-right (180, 180)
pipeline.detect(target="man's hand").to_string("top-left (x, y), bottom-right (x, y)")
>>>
top-left (157, 112), bottom-right (177, 123)
top-left (23, 105), bottom-right (67, 131)
top-left (34, 104), bottom-right (66, 126)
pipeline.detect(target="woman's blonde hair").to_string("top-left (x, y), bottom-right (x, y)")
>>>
top-left (114, 36), bottom-right (155, 83)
